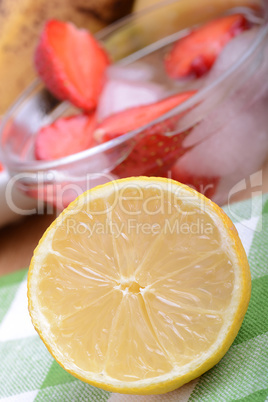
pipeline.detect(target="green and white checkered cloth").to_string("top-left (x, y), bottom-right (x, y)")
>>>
top-left (0, 194), bottom-right (268, 402)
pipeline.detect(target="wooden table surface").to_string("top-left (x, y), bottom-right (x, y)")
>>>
top-left (0, 212), bottom-right (57, 277)
top-left (0, 158), bottom-right (267, 278)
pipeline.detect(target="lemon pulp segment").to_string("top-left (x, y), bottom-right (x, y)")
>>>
top-left (28, 178), bottom-right (250, 394)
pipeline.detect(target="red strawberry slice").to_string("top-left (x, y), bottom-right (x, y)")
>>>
top-left (165, 14), bottom-right (249, 79)
top-left (35, 114), bottom-right (97, 160)
top-left (95, 91), bottom-right (196, 177)
top-left (95, 91), bottom-right (195, 142)
top-left (35, 20), bottom-right (110, 111)
top-left (171, 164), bottom-right (219, 200)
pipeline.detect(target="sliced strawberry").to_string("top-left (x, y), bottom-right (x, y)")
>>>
top-left (0, 163), bottom-right (3, 172)
top-left (95, 91), bottom-right (196, 177)
top-left (35, 20), bottom-right (110, 111)
top-left (95, 91), bottom-right (195, 142)
top-left (171, 164), bottom-right (219, 200)
top-left (35, 114), bottom-right (97, 160)
top-left (165, 14), bottom-right (250, 79)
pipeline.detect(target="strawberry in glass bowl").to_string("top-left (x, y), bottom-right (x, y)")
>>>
top-left (0, 0), bottom-right (267, 210)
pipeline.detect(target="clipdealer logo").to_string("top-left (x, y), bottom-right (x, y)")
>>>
top-left (227, 170), bottom-right (263, 232)
top-left (4, 169), bottom-right (264, 236)
top-left (65, 217), bottom-right (214, 239)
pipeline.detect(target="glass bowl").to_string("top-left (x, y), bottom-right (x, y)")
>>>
top-left (0, 0), bottom-right (268, 212)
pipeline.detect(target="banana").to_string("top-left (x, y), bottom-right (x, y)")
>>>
top-left (134, 0), bottom-right (261, 12)
top-left (75, 0), bottom-right (135, 23)
top-left (0, 0), bottom-right (107, 115)
top-left (133, 0), bottom-right (261, 46)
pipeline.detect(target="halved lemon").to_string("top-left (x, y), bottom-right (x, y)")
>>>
top-left (28, 177), bottom-right (251, 395)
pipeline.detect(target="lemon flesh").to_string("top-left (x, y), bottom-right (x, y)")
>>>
top-left (28, 178), bottom-right (251, 394)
